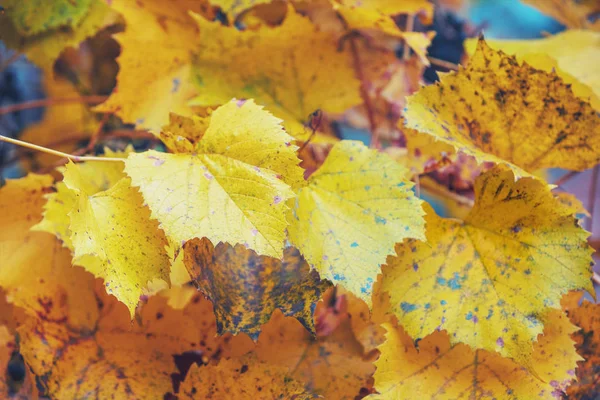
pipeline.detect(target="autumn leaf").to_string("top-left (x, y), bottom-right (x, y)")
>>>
top-left (288, 140), bottom-right (425, 302)
top-left (256, 310), bottom-right (375, 399)
top-left (379, 166), bottom-right (593, 366)
top-left (125, 99), bottom-right (302, 258)
top-left (0, 325), bottom-right (37, 399)
top-left (0, 0), bottom-right (118, 71)
top-left (370, 309), bottom-right (580, 399)
top-left (179, 354), bottom-right (315, 399)
top-left (96, 0), bottom-right (214, 130)
top-left (405, 37), bottom-right (600, 177)
top-left (18, 280), bottom-right (252, 399)
top-left (189, 6), bottom-right (361, 139)
top-left (183, 237), bottom-right (330, 339)
top-left (465, 30), bottom-right (600, 111)
top-left (564, 298), bottom-right (600, 398)
top-left (0, 174), bottom-right (99, 329)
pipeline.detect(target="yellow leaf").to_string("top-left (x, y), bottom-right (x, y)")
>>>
top-left (370, 309), bottom-right (580, 399)
top-left (522, 0), bottom-right (600, 30)
top-left (125, 99), bottom-right (302, 258)
top-left (405, 38), bottom-right (600, 177)
top-left (160, 112), bottom-right (212, 153)
top-left (0, 325), bottom-right (38, 399)
top-left (183, 237), bottom-right (330, 339)
top-left (288, 140), bottom-right (425, 302)
top-left (190, 7), bottom-right (361, 139)
top-left (0, 0), bottom-right (118, 71)
top-left (0, 174), bottom-right (99, 329)
top-left (34, 148), bottom-right (128, 248)
top-left (96, 0), bottom-right (213, 130)
top-left (380, 166), bottom-right (593, 366)
top-left (2, 0), bottom-right (94, 36)
top-left (18, 282), bottom-right (252, 399)
top-left (257, 310), bottom-right (374, 399)
top-left (564, 298), bottom-right (600, 398)
top-left (179, 354), bottom-right (315, 399)
top-left (465, 30), bottom-right (600, 111)
top-left (62, 162), bottom-right (171, 316)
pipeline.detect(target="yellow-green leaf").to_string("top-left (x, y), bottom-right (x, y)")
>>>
top-left (190, 7), bottom-right (361, 139)
top-left (125, 99), bottom-right (303, 258)
top-left (380, 166), bottom-right (592, 366)
top-left (62, 162), bottom-right (171, 315)
top-left (2, 0), bottom-right (94, 36)
top-left (183, 237), bottom-right (330, 339)
top-left (405, 37), bottom-right (600, 177)
top-left (288, 140), bottom-right (425, 302)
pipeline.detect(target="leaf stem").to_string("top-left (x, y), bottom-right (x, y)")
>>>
top-left (349, 35), bottom-right (380, 149)
top-left (0, 135), bottom-right (124, 162)
top-left (587, 165), bottom-right (599, 231)
top-left (427, 57), bottom-right (460, 71)
top-left (402, 14), bottom-right (414, 61)
top-left (418, 177), bottom-right (474, 208)
top-left (0, 95), bottom-right (108, 115)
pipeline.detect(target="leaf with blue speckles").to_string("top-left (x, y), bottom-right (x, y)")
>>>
top-left (380, 166), bottom-right (593, 368)
top-left (125, 99), bottom-right (303, 258)
top-left (288, 140), bottom-right (425, 303)
top-left (370, 309), bottom-right (580, 399)
top-left (183, 237), bottom-right (330, 339)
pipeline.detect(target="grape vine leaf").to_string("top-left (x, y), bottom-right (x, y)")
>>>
top-left (287, 140), bottom-right (425, 302)
top-left (18, 280), bottom-right (252, 399)
top-left (60, 161), bottom-right (171, 316)
top-left (96, 0), bottom-right (214, 131)
top-left (370, 309), bottom-right (580, 399)
top-left (189, 7), bottom-right (361, 139)
top-left (125, 99), bottom-right (302, 258)
top-left (0, 174), bottom-right (99, 329)
top-left (179, 354), bottom-right (315, 399)
top-left (564, 298), bottom-right (600, 398)
top-left (0, 0), bottom-right (118, 71)
top-left (379, 166), bottom-right (593, 366)
top-left (256, 310), bottom-right (375, 399)
top-left (405, 37), bottom-right (600, 177)
top-left (465, 30), bottom-right (600, 111)
top-left (183, 237), bottom-right (330, 339)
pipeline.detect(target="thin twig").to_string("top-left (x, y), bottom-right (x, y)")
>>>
top-left (349, 35), bottom-right (379, 149)
top-left (403, 14), bottom-right (414, 61)
top-left (0, 95), bottom-right (108, 115)
top-left (427, 57), bottom-right (460, 71)
top-left (593, 272), bottom-right (600, 286)
top-left (554, 170), bottom-right (580, 187)
top-left (588, 165), bottom-right (599, 231)
top-left (85, 113), bottom-right (110, 153)
top-left (0, 135), bottom-right (123, 162)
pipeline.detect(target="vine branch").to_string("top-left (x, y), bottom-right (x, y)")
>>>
top-left (0, 135), bottom-right (124, 163)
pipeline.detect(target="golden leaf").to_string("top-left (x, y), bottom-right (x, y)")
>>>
top-left (370, 309), bottom-right (580, 399)
top-left (125, 100), bottom-right (302, 258)
top-left (380, 166), bottom-right (593, 366)
top-left (405, 38), bottom-right (600, 177)
top-left (288, 140), bottom-right (425, 302)
top-left (190, 7), bottom-right (361, 139)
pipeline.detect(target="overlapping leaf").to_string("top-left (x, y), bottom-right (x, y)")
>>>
top-left (370, 309), bottom-right (580, 399)
top-left (0, 0), bottom-right (118, 70)
top-left (190, 7), bottom-right (361, 139)
top-left (379, 166), bottom-right (593, 366)
top-left (256, 310), bottom-right (375, 399)
top-left (405, 38), bottom-right (600, 177)
top-left (125, 100), bottom-right (302, 258)
top-left (288, 140), bottom-right (425, 302)
top-left (179, 354), bottom-right (315, 399)
top-left (183, 237), bottom-right (330, 339)
top-left (465, 30), bottom-right (600, 111)
top-left (96, 0), bottom-right (214, 130)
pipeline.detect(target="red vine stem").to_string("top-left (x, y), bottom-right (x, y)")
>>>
top-left (349, 36), bottom-right (380, 149)
top-left (588, 165), bottom-right (599, 232)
